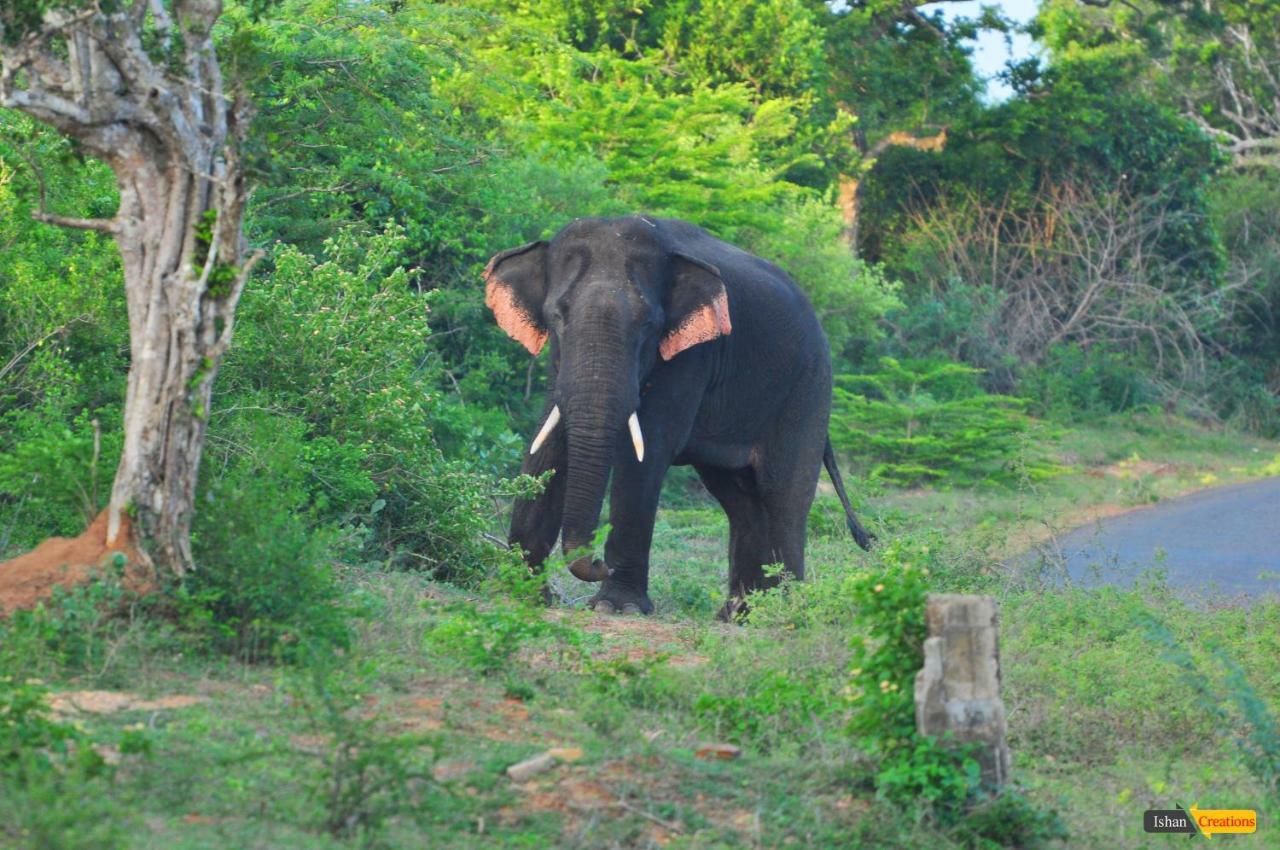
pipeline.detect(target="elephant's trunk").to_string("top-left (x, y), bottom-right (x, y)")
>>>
top-left (559, 366), bottom-right (630, 583)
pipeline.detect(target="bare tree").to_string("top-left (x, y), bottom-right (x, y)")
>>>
top-left (1076, 0), bottom-right (1280, 170)
top-left (1, 1), bottom-right (260, 574)
top-left (1174, 16), bottom-right (1280, 170)
top-left (905, 183), bottom-right (1239, 390)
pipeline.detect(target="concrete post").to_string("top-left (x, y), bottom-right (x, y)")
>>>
top-left (914, 593), bottom-right (1011, 787)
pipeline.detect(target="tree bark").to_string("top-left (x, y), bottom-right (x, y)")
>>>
top-left (838, 128), bottom-right (948, 254)
top-left (1, 2), bottom-right (258, 575)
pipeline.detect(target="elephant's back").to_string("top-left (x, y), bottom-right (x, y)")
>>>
top-left (658, 219), bottom-right (832, 434)
top-left (656, 219), bottom-right (824, 335)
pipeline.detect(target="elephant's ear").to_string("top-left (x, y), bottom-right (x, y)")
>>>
top-left (484, 241), bottom-right (549, 355)
top-left (660, 254), bottom-right (732, 361)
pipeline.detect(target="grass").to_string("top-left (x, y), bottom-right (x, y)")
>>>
top-left (2, 411), bottom-right (1278, 848)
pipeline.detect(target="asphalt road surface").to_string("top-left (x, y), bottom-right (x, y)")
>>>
top-left (1028, 477), bottom-right (1280, 598)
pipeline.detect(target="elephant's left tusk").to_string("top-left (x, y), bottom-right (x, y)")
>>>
top-left (628, 412), bottom-right (645, 463)
top-left (529, 405), bottom-right (560, 455)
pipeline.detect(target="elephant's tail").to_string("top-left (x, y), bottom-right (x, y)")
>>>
top-left (823, 438), bottom-right (874, 551)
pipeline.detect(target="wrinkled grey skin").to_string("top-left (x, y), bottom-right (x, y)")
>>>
top-left (486, 216), bottom-right (872, 618)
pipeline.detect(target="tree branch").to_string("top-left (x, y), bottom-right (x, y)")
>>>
top-left (31, 210), bottom-right (119, 233)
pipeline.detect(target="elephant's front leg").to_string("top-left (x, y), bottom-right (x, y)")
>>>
top-left (589, 448), bottom-right (669, 615)
top-left (509, 402), bottom-right (568, 570)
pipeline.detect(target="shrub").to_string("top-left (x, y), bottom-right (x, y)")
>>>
top-left (0, 676), bottom-right (128, 850)
top-left (288, 656), bottom-right (437, 843)
top-left (215, 225), bottom-right (510, 583)
top-left (844, 539), bottom-right (932, 757)
top-left (0, 562), bottom-right (139, 681)
top-left (883, 283), bottom-right (1014, 391)
top-left (425, 595), bottom-right (584, 677)
top-left (692, 668), bottom-right (833, 748)
top-left (831, 357), bottom-right (1056, 486)
top-left (843, 538), bottom-right (1064, 839)
top-left (183, 414), bottom-right (352, 663)
top-left (1020, 342), bottom-right (1153, 421)
top-left (1145, 615), bottom-right (1280, 802)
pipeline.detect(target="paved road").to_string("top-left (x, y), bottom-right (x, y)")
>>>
top-left (1026, 477), bottom-right (1280, 598)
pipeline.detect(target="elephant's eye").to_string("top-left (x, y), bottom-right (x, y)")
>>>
top-left (547, 299), bottom-right (569, 325)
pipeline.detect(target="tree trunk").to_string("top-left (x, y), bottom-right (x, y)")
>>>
top-left (1, 3), bottom-right (258, 576)
top-left (106, 140), bottom-right (253, 573)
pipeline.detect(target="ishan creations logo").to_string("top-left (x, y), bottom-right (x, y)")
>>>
top-left (1144, 805), bottom-right (1259, 838)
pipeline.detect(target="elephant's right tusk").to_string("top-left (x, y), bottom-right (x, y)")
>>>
top-left (628, 412), bottom-right (645, 463)
top-left (529, 405), bottom-right (560, 455)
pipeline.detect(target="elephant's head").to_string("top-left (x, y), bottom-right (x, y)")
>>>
top-left (484, 216), bottom-right (732, 579)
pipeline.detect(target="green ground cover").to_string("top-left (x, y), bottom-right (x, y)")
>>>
top-left (3, 416), bottom-right (1276, 849)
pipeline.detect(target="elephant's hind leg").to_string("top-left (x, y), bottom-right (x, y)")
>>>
top-left (695, 464), bottom-right (774, 620)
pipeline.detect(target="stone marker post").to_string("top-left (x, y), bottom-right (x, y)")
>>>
top-left (914, 594), bottom-right (1011, 787)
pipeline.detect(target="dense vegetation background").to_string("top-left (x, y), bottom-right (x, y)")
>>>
top-left (2, 2), bottom-right (1279, 847)
top-left (5, 0), bottom-right (1277, 569)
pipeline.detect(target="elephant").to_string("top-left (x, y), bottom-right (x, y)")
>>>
top-left (484, 215), bottom-right (873, 618)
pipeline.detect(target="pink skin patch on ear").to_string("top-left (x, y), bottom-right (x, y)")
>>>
top-left (484, 275), bottom-right (547, 355)
top-left (659, 290), bottom-right (732, 360)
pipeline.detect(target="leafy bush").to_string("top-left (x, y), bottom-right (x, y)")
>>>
top-left (844, 539), bottom-right (932, 758)
top-left (832, 357), bottom-right (1056, 486)
top-left (842, 538), bottom-right (1064, 839)
top-left (0, 562), bottom-right (140, 680)
top-left (425, 598), bottom-right (583, 677)
top-left (288, 656), bottom-right (438, 843)
top-left (184, 414), bottom-right (353, 663)
top-left (1145, 615), bottom-right (1280, 802)
top-left (954, 791), bottom-right (1069, 849)
top-left (0, 120), bottom-right (127, 552)
top-left (215, 226), bottom-right (511, 583)
top-left (883, 283), bottom-right (1014, 391)
top-left (692, 668), bottom-right (833, 748)
top-left (0, 676), bottom-right (128, 850)
top-left (1020, 343), bottom-right (1154, 421)
top-left (0, 411), bottom-right (114, 533)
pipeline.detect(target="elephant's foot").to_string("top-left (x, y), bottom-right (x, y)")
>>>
top-left (588, 580), bottom-right (654, 616)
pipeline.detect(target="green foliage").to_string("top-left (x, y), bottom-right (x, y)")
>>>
top-left (1020, 343), bottom-right (1155, 421)
top-left (832, 358), bottom-right (1054, 486)
top-left (1144, 615), bottom-right (1280, 801)
top-left (0, 675), bottom-right (128, 850)
top-left (184, 414), bottom-right (353, 663)
top-left (0, 563), bottom-right (137, 679)
top-left (840, 540), bottom-right (990, 819)
top-left (0, 676), bottom-right (85, 768)
top-left (425, 598), bottom-right (584, 677)
top-left (216, 226), bottom-right (510, 580)
top-left (835, 539), bottom-right (1065, 837)
top-left (288, 656), bottom-right (438, 843)
top-left (953, 791), bottom-right (1069, 849)
top-left (822, 1), bottom-right (982, 150)
top-left (874, 734), bottom-right (980, 810)
top-left (692, 668), bottom-right (832, 749)
top-left (0, 115), bottom-right (126, 551)
top-left (844, 540), bottom-right (931, 755)
top-left (0, 411), bottom-right (116, 536)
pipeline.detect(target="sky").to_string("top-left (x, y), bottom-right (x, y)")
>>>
top-left (922, 0), bottom-right (1041, 101)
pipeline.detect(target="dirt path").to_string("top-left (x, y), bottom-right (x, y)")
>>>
top-left (1027, 477), bottom-right (1280, 597)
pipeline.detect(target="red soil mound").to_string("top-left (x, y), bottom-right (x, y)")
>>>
top-left (0, 510), bottom-right (154, 616)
